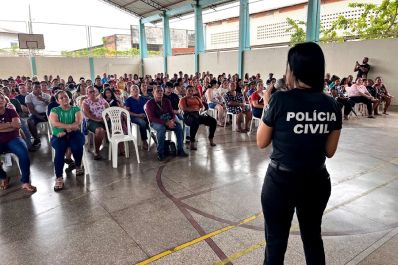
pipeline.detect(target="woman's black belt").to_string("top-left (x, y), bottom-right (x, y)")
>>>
top-left (269, 160), bottom-right (326, 172)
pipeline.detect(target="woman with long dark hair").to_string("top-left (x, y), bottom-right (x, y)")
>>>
top-left (257, 42), bottom-right (342, 265)
top-left (102, 88), bottom-right (121, 107)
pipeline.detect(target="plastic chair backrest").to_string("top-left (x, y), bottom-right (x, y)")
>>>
top-left (102, 107), bottom-right (131, 141)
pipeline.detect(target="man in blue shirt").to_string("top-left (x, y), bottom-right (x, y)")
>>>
top-left (124, 85), bottom-right (149, 150)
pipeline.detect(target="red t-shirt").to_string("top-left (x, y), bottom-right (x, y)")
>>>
top-left (0, 108), bottom-right (20, 144)
top-left (250, 92), bottom-right (262, 105)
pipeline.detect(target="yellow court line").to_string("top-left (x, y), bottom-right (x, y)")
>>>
top-left (214, 240), bottom-right (266, 265)
top-left (136, 213), bottom-right (263, 265)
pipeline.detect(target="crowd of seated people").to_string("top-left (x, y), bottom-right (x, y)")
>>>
top-left (0, 65), bottom-right (394, 192)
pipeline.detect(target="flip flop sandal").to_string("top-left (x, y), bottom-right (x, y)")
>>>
top-left (21, 183), bottom-right (37, 193)
top-left (0, 177), bottom-right (11, 190)
top-left (53, 178), bottom-right (64, 192)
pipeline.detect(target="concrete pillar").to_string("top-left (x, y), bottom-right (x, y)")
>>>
top-left (306, 0), bottom-right (321, 42)
top-left (162, 12), bottom-right (172, 74)
top-left (139, 19), bottom-right (148, 76)
top-left (238, 0), bottom-right (250, 78)
top-left (194, 3), bottom-right (205, 74)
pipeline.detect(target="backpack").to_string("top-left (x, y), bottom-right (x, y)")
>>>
top-left (164, 140), bottom-right (177, 156)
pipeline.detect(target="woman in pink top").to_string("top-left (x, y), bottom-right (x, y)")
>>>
top-left (347, 78), bottom-right (379, 118)
top-left (82, 86), bottom-right (109, 159)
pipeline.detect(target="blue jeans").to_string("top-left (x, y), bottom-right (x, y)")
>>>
top-left (21, 117), bottom-right (33, 147)
top-left (0, 137), bottom-right (31, 183)
top-left (51, 131), bottom-right (85, 178)
top-left (131, 116), bottom-right (149, 141)
top-left (151, 122), bottom-right (184, 156)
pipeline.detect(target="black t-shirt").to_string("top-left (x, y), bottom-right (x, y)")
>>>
top-left (16, 94), bottom-right (26, 106)
top-left (262, 89), bottom-right (342, 171)
top-left (163, 93), bottom-right (180, 111)
top-left (366, 86), bottom-right (377, 98)
top-left (356, 63), bottom-right (370, 78)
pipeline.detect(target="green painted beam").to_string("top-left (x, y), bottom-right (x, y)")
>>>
top-left (194, 3), bottom-right (204, 73)
top-left (238, 0), bottom-right (250, 79)
top-left (162, 12), bottom-right (172, 74)
top-left (139, 18), bottom-right (148, 76)
top-left (89, 57), bottom-right (95, 81)
top-left (306, 0), bottom-right (321, 42)
top-left (31, 56), bottom-right (37, 76)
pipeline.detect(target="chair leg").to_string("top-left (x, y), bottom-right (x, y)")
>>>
top-left (108, 142), bottom-right (112, 161)
top-left (248, 119), bottom-right (254, 134)
top-left (124, 142), bottom-right (129, 158)
top-left (232, 115), bottom-right (237, 131)
top-left (112, 142), bottom-right (118, 168)
top-left (133, 141), bottom-right (140, 164)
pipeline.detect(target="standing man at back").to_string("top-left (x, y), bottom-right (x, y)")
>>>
top-left (354, 57), bottom-right (370, 79)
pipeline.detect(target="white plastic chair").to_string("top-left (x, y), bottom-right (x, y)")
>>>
top-left (102, 107), bottom-right (140, 168)
top-left (224, 111), bottom-right (237, 131)
top-left (248, 104), bottom-right (262, 134)
top-left (0, 153), bottom-right (21, 176)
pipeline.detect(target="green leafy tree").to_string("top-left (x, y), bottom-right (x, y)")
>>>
top-left (287, 0), bottom-right (398, 44)
top-left (286, 18), bottom-right (306, 44)
top-left (61, 47), bottom-right (160, 57)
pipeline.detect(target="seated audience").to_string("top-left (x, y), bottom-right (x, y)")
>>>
top-left (0, 91), bottom-right (36, 192)
top-left (224, 82), bottom-right (252, 132)
top-left (373, 77), bottom-right (392, 114)
top-left (347, 77), bottom-right (378, 118)
top-left (82, 86), bottom-right (109, 160)
top-left (124, 85), bottom-right (149, 150)
top-left (103, 88), bottom-right (122, 107)
top-left (26, 81), bottom-right (51, 147)
top-left (49, 91), bottom-right (85, 191)
top-left (179, 86), bottom-right (217, 150)
top-left (145, 86), bottom-right (187, 161)
top-left (250, 81), bottom-right (265, 119)
top-left (205, 80), bottom-right (226, 126)
top-left (330, 78), bottom-right (355, 120)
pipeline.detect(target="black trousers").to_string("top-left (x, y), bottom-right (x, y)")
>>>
top-left (189, 115), bottom-right (217, 142)
top-left (336, 97), bottom-right (354, 116)
top-left (349, 96), bottom-right (372, 115)
top-left (261, 165), bottom-right (331, 265)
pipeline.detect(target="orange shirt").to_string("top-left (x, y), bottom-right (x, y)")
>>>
top-left (179, 96), bottom-right (203, 110)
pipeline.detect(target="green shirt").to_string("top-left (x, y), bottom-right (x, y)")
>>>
top-left (50, 106), bottom-right (80, 136)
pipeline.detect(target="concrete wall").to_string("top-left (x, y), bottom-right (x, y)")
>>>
top-left (244, 39), bottom-right (398, 105)
top-left (0, 57), bottom-right (31, 77)
top-left (94, 57), bottom-right (140, 76)
top-left (0, 57), bottom-right (141, 79)
top-left (143, 56), bottom-right (163, 76)
top-left (199, 51), bottom-right (238, 75)
top-left (168, 54), bottom-right (194, 75)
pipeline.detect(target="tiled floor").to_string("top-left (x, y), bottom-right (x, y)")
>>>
top-left (1, 113), bottom-right (397, 265)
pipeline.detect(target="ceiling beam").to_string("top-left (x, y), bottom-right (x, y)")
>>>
top-left (122, 0), bottom-right (140, 8)
top-left (141, 0), bottom-right (235, 23)
top-left (140, 0), bottom-right (168, 11)
top-left (99, 0), bottom-right (141, 17)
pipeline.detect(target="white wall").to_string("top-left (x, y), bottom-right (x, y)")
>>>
top-left (199, 51), bottom-right (238, 75)
top-left (168, 54), bottom-right (194, 75)
top-left (245, 39), bottom-right (398, 105)
top-left (36, 57), bottom-right (90, 78)
top-left (0, 57), bottom-right (31, 77)
top-left (244, 46), bottom-right (289, 78)
top-left (0, 57), bottom-right (141, 80)
top-left (143, 57), bottom-right (163, 76)
top-left (94, 57), bottom-right (140, 77)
